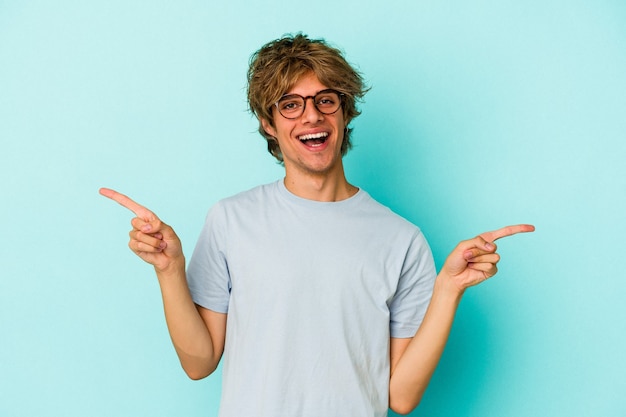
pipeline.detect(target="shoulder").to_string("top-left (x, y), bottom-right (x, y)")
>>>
top-left (357, 190), bottom-right (423, 234)
top-left (211, 181), bottom-right (281, 211)
top-left (201, 181), bottom-right (283, 232)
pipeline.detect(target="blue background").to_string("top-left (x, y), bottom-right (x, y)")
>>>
top-left (1, 1), bottom-right (625, 416)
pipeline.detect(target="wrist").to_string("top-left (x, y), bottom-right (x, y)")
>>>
top-left (433, 273), bottom-right (465, 303)
top-left (155, 255), bottom-right (186, 277)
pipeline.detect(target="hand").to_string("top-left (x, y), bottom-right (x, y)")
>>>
top-left (99, 188), bottom-right (184, 272)
top-left (440, 224), bottom-right (535, 294)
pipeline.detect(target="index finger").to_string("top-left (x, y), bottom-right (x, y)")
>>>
top-left (99, 187), bottom-right (157, 221)
top-left (480, 224), bottom-right (535, 242)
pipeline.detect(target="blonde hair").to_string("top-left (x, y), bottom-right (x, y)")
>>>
top-left (247, 33), bottom-right (368, 162)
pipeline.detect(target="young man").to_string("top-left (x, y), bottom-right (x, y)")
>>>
top-left (100, 34), bottom-right (534, 416)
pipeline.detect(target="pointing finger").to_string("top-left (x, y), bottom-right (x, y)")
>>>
top-left (99, 188), bottom-right (157, 221)
top-left (480, 224), bottom-right (535, 243)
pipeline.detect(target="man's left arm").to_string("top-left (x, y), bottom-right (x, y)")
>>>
top-left (388, 224), bottom-right (535, 415)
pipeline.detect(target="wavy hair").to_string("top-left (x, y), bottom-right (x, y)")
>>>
top-left (247, 33), bottom-right (368, 162)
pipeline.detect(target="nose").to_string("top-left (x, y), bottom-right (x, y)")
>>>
top-left (301, 97), bottom-right (323, 123)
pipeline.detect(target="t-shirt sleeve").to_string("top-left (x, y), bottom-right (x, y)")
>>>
top-left (388, 230), bottom-right (437, 338)
top-left (186, 202), bottom-right (231, 314)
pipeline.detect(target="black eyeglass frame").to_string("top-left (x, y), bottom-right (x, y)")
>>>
top-left (273, 89), bottom-right (345, 120)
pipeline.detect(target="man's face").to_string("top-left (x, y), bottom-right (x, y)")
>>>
top-left (261, 72), bottom-right (346, 178)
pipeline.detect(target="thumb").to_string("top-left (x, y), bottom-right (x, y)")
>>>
top-left (131, 216), bottom-right (164, 234)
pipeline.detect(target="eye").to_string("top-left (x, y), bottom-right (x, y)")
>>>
top-left (278, 96), bottom-right (303, 112)
top-left (315, 90), bottom-right (341, 106)
top-left (316, 94), bottom-right (338, 108)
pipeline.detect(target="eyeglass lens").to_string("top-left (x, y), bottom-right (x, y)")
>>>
top-left (276, 90), bottom-right (341, 119)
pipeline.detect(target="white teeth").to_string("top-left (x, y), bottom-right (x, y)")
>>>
top-left (298, 132), bottom-right (328, 141)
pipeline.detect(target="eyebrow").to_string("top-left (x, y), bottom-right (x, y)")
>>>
top-left (280, 88), bottom-right (336, 99)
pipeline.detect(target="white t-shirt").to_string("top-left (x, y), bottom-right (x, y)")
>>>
top-left (187, 180), bottom-right (436, 417)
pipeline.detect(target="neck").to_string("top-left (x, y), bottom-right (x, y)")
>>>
top-left (283, 165), bottom-right (358, 202)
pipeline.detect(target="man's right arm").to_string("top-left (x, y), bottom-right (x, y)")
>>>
top-left (99, 188), bottom-right (226, 379)
top-left (156, 259), bottom-right (226, 379)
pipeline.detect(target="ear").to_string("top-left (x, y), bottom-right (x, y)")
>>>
top-left (261, 118), bottom-right (277, 138)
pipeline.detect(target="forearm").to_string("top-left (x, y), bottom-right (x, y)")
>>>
top-left (156, 259), bottom-right (221, 379)
top-left (389, 275), bottom-right (462, 414)
top-left (388, 224), bottom-right (534, 414)
top-left (99, 189), bottom-right (225, 379)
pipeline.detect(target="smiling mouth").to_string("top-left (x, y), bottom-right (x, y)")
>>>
top-left (298, 132), bottom-right (329, 146)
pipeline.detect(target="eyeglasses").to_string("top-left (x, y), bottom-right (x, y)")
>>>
top-left (274, 89), bottom-right (344, 119)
